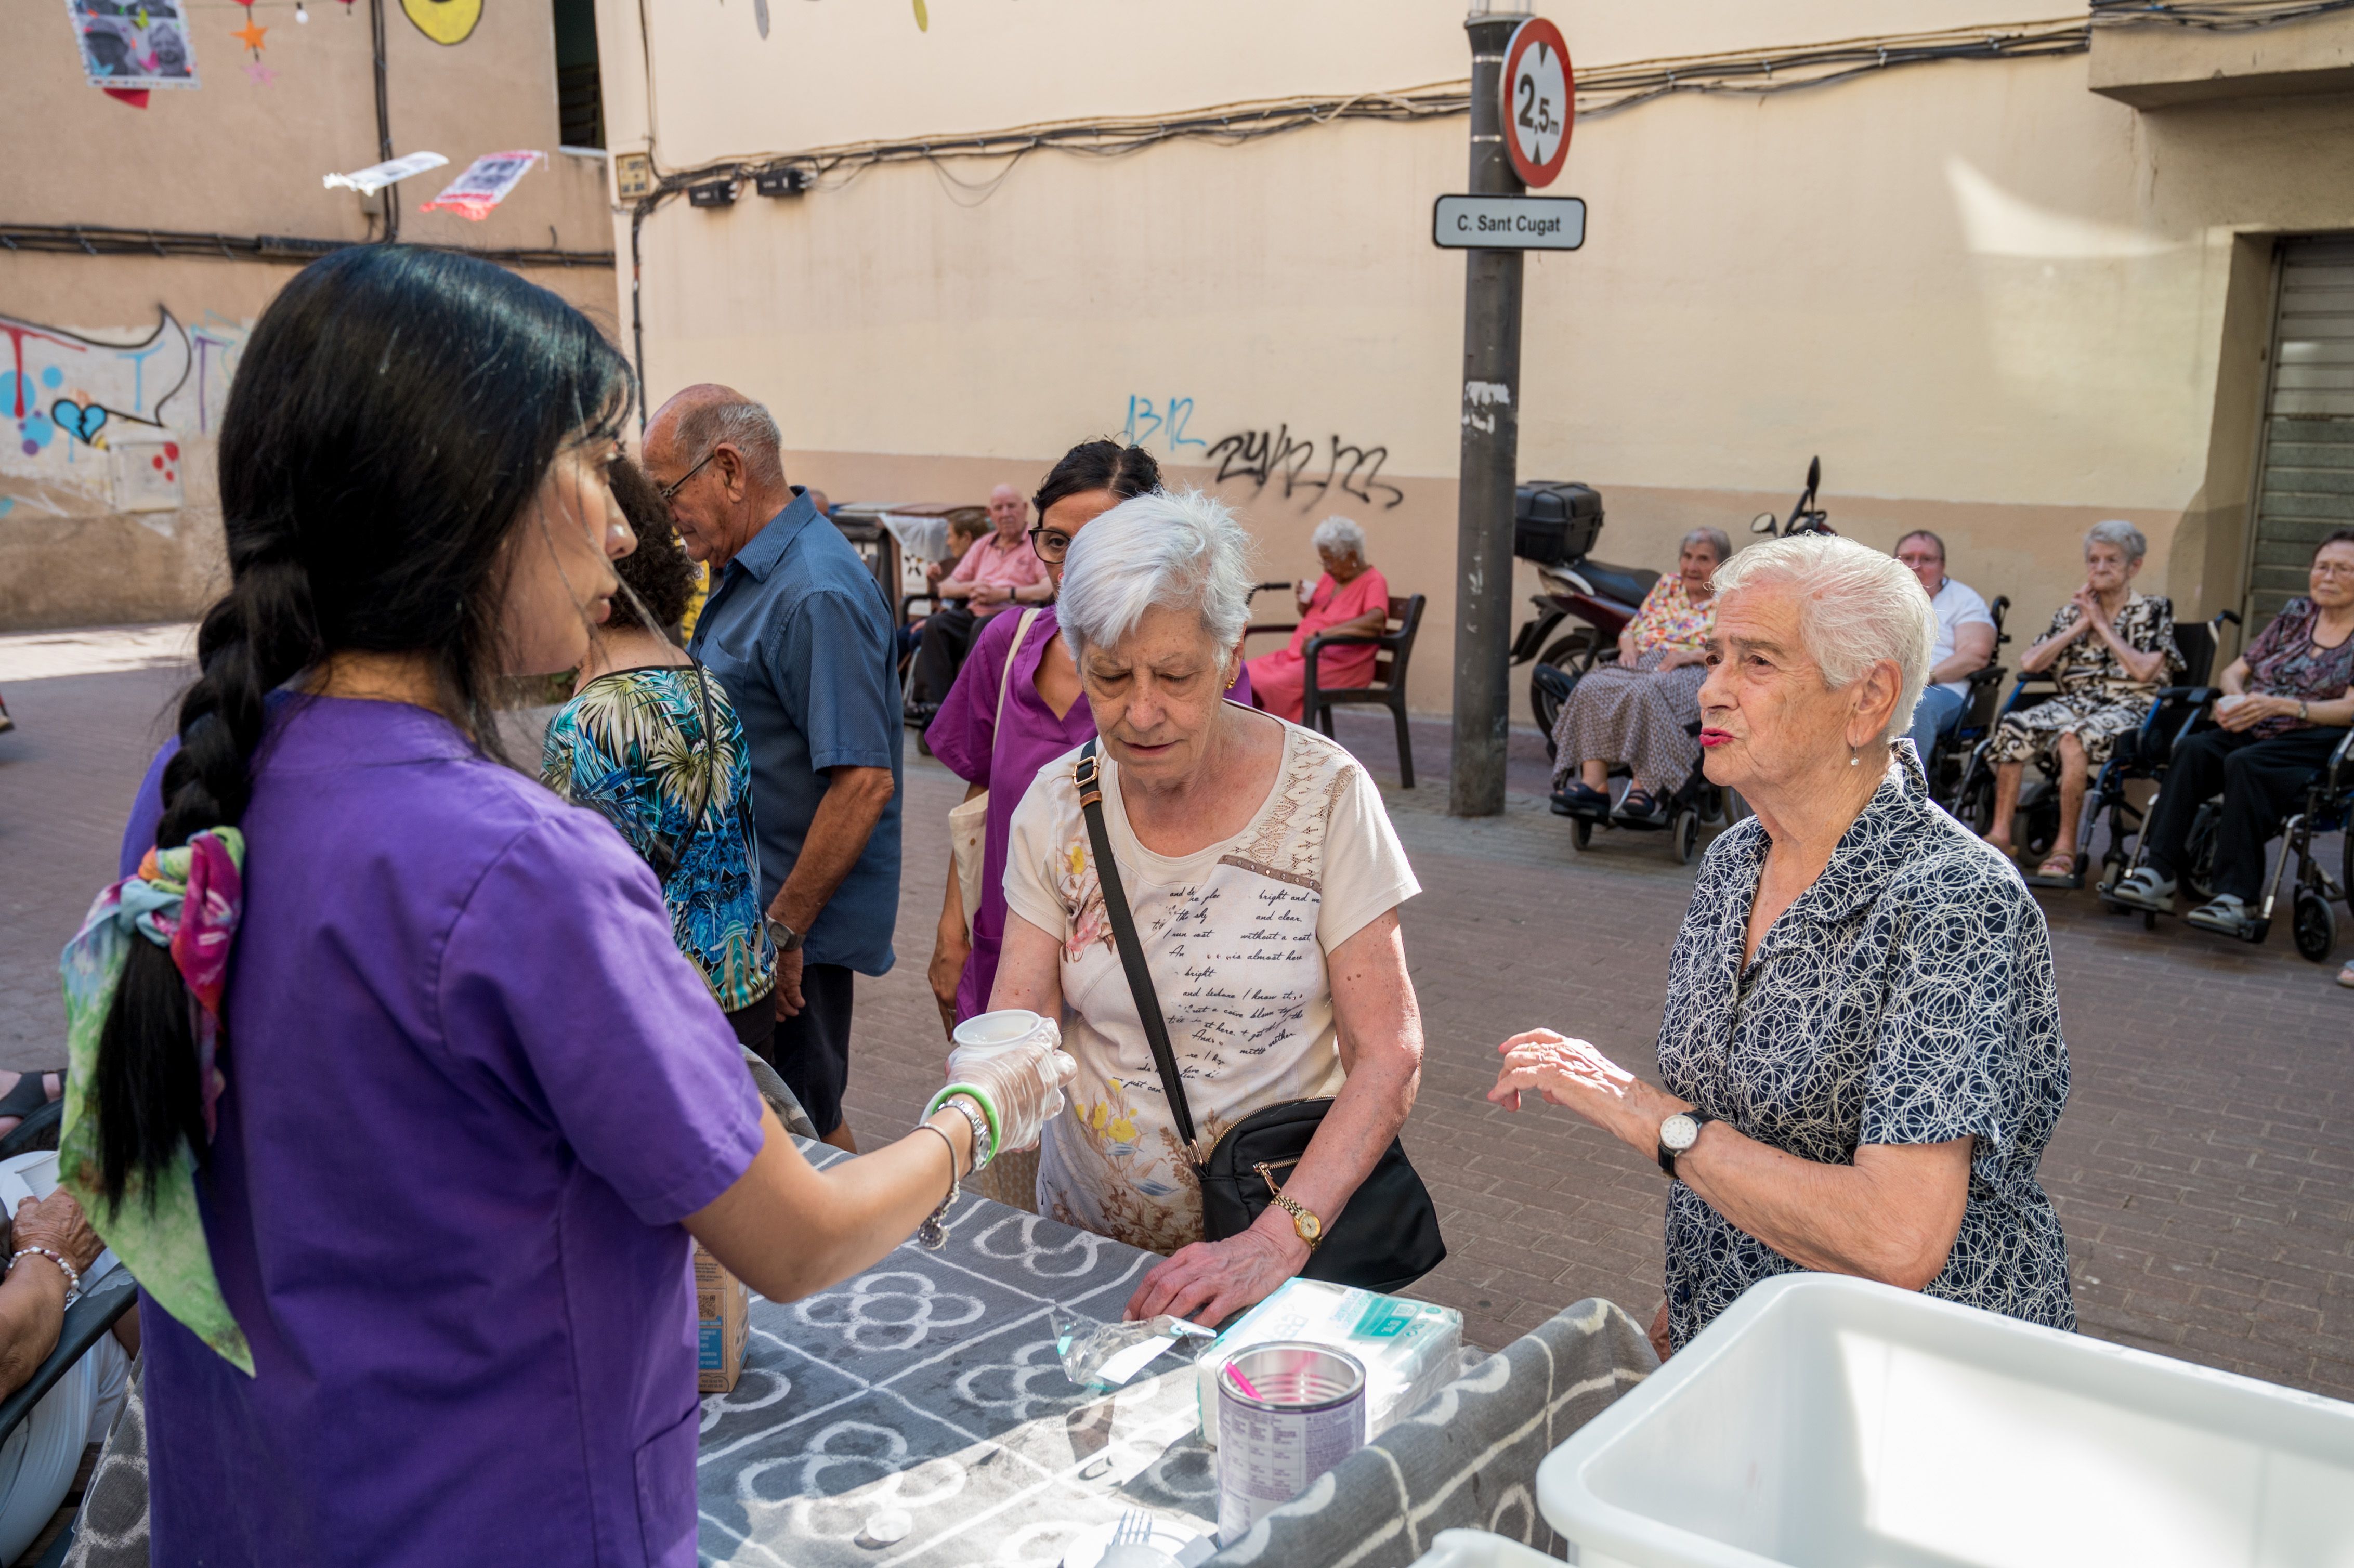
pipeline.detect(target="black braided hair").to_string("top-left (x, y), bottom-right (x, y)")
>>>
top-left (93, 245), bottom-right (633, 1206)
top-left (1031, 439), bottom-right (1161, 522)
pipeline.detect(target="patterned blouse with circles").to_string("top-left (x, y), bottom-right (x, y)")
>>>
top-left (1653, 744), bottom-right (2076, 1350)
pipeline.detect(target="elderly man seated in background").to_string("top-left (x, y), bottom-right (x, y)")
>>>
top-left (910, 483), bottom-right (1054, 719)
top-left (1895, 529), bottom-right (1996, 769)
top-left (1245, 516), bottom-right (1392, 723)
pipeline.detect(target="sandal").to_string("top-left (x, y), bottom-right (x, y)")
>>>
top-left (2185, 895), bottom-right (2257, 939)
top-left (2338, 963), bottom-right (2354, 990)
top-left (0, 1072), bottom-right (59, 1135)
top-left (2102, 866), bottom-right (2174, 912)
top-left (1613, 789), bottom-right (1669, 827)
top-left (1549, 781), bottom-right (1608, 817)
top-left (2023, 853), bottom-right (2082, 890)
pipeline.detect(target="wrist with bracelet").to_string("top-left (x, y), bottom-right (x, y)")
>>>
top-left (9, 1246), bottom-right (81, 1308)
top-left (909, 1092), bottom-right (995, 1251)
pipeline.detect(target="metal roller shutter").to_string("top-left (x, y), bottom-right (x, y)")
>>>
top-left (2250, 236), bottom-right (2354, 630)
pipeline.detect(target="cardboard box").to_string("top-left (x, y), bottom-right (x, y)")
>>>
top-left (695, 1242), bottom-right (749, 1394)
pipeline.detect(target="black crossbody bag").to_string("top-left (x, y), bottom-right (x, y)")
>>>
top-left (1073, 739), bottom-right (1445, 1296)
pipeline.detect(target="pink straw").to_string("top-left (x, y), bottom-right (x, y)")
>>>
top-left (1224, 1363), bottom-right (1264, 1401)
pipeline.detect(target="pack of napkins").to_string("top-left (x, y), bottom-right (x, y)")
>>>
top-left (1196, 1278), bottom-right (1463, 1445)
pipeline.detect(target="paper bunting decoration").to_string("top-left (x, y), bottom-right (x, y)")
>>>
top-left (419, 151), bottom-right (545, 221)
top-left (64, 0), bottom-right (201, 92)
top-left (325, 151), bottom-right (450, 196)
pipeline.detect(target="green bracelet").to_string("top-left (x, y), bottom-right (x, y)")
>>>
top-left (925, 1082), bottom-right (1002, 1152)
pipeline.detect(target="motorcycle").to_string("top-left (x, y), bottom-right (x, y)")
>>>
top-left (1506, 484), bottom-right (1659, 754)
top-left (1749, 455), bottom-right (1836, 539)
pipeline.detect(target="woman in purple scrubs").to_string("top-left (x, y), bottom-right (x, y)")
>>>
top-left (72, 247), bottom-right (1070, 1566)
top-left (924, 441), bottom-right (1253, 1024)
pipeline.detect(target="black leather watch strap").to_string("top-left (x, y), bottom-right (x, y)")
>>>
top-left (1656, 1111), bottom-right (1719, 1180)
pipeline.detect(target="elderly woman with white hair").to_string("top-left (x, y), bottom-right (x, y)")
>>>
top-left (992, 491), bottom-right (1429, 1325)
top-left (1244, 515), bottom-right (1391, 723)
top-left (1492, 534), bottom-right (2073, 1357)
top-left (1985, 518), bottom-right (2182, 883)
top-left (1550, 527), bottom-right (1730, 826)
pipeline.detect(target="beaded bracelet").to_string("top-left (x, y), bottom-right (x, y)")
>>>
top-left (10, 1247), bottom-right (81, 1309)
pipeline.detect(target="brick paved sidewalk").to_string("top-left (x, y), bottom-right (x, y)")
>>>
top-left (4, 642), bottom-right (2349, 1399)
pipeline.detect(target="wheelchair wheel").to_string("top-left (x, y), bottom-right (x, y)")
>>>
top-left (1529, 635), bottom-right (1599, 757)
top-left (1673, 809), bottom-right (1699, 866)
top-left (2019, 789), bottom-right (2059, 864)
top-left (1567, 816), bottom-right (1592, 852)
top-left (2293, 886), bottom-right (2337, 963)
top-left (1954, 761), bottom-right (1995, 837)
top-left (1699, 785), bottom-right (1728, 827)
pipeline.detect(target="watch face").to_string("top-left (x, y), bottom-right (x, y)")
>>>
top-left (1299, 1211), bottom-right (1322, 1240)
top-left (1660, 1113), bottom-right (1699, 1152)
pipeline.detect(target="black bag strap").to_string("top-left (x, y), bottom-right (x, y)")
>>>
top-left (1074, 739), bottom-right (1205, 1167)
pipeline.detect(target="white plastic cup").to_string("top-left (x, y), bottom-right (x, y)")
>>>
top-left (951, 1008), bottom-right (1052, 1057)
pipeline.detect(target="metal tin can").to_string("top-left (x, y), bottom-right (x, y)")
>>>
top-left (1214, 1342), bottom-right (1367, 1544)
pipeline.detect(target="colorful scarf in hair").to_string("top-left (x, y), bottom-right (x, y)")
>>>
top-left (58, 828), bottom-right (255, 1376)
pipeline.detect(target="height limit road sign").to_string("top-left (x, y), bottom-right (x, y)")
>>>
top-left (1502, 16), bottom-right (1573, 188)
top-left (1433, 194), bottom-right (1586, 251)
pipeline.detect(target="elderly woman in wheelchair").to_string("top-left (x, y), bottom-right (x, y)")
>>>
top-left (1983, 520), bottom-right (2182, 885)
top-left (2107, 530), bottom-right (2354, 955)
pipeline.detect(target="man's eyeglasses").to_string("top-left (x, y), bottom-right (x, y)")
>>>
top-left (1028, 525), bottom-right (1074, 564)
top-left (659, 448), bottom-right (717, 503)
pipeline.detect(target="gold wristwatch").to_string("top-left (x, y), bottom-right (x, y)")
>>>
top-left (1269, 1194), bottom-right (1324, 1251)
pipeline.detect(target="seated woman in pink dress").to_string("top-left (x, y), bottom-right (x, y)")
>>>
top-left (1247, 516), bottom-right (1391, 723)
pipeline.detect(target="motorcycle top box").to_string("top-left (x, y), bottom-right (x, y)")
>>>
top-left (1513, 481), bottom-right (1603, 566)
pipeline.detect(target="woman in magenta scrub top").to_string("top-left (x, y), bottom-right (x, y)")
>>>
top-left (924, 441), bottom-right (1254, 1023)
top-left (66, 247), bottom-right (1071, 1567)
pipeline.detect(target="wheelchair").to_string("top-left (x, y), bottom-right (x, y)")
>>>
top-left (1922, 596), bottom-right (2011, 818)
top-left (1948, 601), bottom-right (2230, 890)
top-left (2093, 698), bottom-right (2354, 962)
top-left (1538, 657), bottom-right (1739, 865)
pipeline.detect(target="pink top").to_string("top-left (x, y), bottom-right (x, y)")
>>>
top-left (1287, 567), bottom-right (1391, 687)
top-left (943, 530), bottom-right (1050, 617)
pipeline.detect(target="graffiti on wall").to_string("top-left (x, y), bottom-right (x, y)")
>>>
top-left (1, 307), bottom-right (249, 518)
top-left (1121, 394), bottom-right (1405, 511)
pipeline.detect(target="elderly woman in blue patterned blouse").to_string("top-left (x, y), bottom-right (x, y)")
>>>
top-left (1489, 533), bottom-right (2073, 1358)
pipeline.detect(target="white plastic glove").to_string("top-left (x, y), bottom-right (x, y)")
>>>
top-left (940, 1020), bottom-right (1077, 1158)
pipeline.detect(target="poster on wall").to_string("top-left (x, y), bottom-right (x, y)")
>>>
top-left (419, 150), bottom-right (544, 220)
top-left (63, 0), bottom-right (201, 90)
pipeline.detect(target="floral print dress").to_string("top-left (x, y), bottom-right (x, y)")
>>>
top-left (542, 665), bottom-right (776, 1014)
top-left (1987, 593), bottom-right (2182, 767)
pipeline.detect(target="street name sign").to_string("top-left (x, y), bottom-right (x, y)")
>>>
top-left (1433, 194), bottom-right (1586, 251)
top-left (1502, 16), bottom-right (1573, 188)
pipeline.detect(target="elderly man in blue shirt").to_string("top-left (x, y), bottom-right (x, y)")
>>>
top-left (647, 384), bottom-right (901, 1151)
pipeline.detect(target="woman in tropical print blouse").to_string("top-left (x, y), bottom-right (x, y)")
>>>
top-left (543, 457), bottom-right (780, 1058)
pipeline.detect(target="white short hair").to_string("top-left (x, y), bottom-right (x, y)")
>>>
top-left (1311, 515), bottom-right (1368, 561)
top-left (1709, 533), bottom-right (1935, 745)
top-left (1058, 489), bottom-right (1256, 661)
top-left (2085, 518), bottom-right (2148, 565)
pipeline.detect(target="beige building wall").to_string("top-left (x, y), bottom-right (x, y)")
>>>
top-left (605, 1), bottom-right (2354, 723)
top-left (2, 0), bottom-right (619, 631)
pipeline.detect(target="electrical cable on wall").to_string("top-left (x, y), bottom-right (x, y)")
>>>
top-left (0, 224), bottom-right (614, 268)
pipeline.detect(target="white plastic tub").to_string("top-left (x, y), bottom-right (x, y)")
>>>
top-left (1409, 1529), bottom-right (1564, 1567)
top-left (1537, 1273), bottom-right (2354, 1568)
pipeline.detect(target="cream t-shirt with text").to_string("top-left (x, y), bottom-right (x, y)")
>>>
top-left (1002, 717), bottom-right (1419, 1254)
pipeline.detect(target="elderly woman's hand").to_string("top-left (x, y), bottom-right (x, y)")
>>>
top-left (1126, 1216), bottom-right (1305, 1326)
top-left (1488, 1029), bottom-right (1686, 1156)
top-left (2215, 692), bottom-right (2295, 733)
top-left (11, 1190), bottom-right (101, 1276)
top-left (1654, 648), bottom-right (1706, 673)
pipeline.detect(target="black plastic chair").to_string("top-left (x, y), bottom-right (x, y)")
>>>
top-left (1301, 594), bottom-right (1427, 790)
